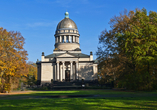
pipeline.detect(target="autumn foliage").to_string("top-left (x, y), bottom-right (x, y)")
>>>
top-left (0, 27), bottom-right (28, 92)
top-left (97, 8), bottom-right (157, 90)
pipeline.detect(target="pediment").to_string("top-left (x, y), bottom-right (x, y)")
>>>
top-left (58, 53), bottom-right (76, 57)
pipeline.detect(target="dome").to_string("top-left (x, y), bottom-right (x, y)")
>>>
top-left (56, 12), bottom-right (77, 30)
top-left (54, 12), bottom-right (80, 51)
top-left (56, 18), bottom-right (77, 30)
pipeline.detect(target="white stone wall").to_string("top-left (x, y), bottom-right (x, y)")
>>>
top-left (93, 64), bottom-right (98, 80)
top-left (44, 58), bottom-right (55, 62)
top-left (41, 63), bottom-right (53, 84)
top-left (78, 63), bottom-right (94, 80)
top-left (79, 58), bottom-right (90, 61)
top-left (55, 43), bottom-right (80, 50)
top-left (53, 50), bottom-right (81, 53)
top-left (52, 63), bottom-right (56, 81)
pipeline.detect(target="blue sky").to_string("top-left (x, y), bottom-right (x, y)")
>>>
top-left (0, 0), bottom-right (156, 62)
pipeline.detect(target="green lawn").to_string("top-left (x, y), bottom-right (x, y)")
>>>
top-left (9, 90), bottom-right (157, 96)
top-left (0, 90), bottom-right (157, 110)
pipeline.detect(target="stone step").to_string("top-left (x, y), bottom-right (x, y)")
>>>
top-left (51, 86), bottom-right (83, 90)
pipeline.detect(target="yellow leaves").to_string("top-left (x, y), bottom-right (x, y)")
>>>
top-left (0, 27), bottom-right (28, 78)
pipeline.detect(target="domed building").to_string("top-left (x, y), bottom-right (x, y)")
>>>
top-left (36, 12), bottom-right (98, 84)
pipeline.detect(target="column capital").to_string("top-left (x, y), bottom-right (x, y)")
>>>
top-left (70, 61), bottom-right (73, 63)
top-left (62, 61), bottom-right (65, 63)
top-left (75, 61), bottom-right (78, 63)
top-left (57, 61), bottom-right (59, 63)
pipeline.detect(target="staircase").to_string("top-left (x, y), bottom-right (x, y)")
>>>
top-left (51, 80), bottom-right (99, 90)
top-left (52, 81), bottom-right (83, 90)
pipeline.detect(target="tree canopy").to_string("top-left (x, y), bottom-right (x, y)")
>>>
top-left (97, 8), bottom-right (157, 90)
top-left (0, 27), bottom-right (28, 92)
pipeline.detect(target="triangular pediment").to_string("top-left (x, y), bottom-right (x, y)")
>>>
top-left (58, 53), bottom-right (76, 57)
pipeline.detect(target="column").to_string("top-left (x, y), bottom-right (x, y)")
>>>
top-left (75, 36), bottom-right (77, 43)
top-left (62, 61), bottom-right (65, 81)
top-left (70, 61), bottom-right (73, 80)
top-left (76, 61), bottom-right (78, 80)
top-left (73, 36), bottom-right (75, 42)
top-left (57, 61), bottom-right (59, 81)
top-left (60, 36), bottom-right (62, 42)
top-left (78, 37), bottom-right (79, 43)
top-left (60, 65), bottom-right (62, 81)
top-left (56, 36), bottom-right (58, 43)
top-left (77, 37), bottom-right (78, 43)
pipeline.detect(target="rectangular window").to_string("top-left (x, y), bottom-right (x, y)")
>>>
top-left (65, 30), bottom-right (68, 32)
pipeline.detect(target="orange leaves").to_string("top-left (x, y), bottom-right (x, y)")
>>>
top-left (0, 27), bottom-right (28, 79)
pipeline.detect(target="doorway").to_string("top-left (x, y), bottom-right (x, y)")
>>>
top-left (65, 70), bottom-right (70, 82)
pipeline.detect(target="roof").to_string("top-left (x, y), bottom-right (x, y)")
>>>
top-left (45, 53), bottom-right (89, 58)
top-left (56, 18), bottom-right (77, 30)
top-left (93, 59), bottom-right (98, 64)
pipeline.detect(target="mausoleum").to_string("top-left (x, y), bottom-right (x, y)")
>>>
top-left (36, 12), bottom-right (98, 84)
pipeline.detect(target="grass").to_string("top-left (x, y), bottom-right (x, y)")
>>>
top-left (17, 90), bottom-right (135, 96)
top-left (7, 89), bottom-right (157, 96)
top-left (0, 90), bottom-right (157, 110)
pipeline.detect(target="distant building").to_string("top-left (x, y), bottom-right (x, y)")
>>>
top-left (36, 12), bottom-right (98, 84)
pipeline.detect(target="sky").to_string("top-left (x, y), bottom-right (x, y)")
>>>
top-left (0, 0), bottom-right (157, 62)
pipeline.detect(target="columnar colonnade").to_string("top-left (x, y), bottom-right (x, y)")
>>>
top-left (55, 35), bottom-right (79, 43)
top-left (56, 61), bottom-right (79, 81)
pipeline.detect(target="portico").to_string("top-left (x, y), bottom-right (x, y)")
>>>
top-left (56, 59), bottom-right (79, 82)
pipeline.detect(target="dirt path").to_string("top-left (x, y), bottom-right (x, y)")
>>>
top-left (0, 90), bottom-right (33, 96)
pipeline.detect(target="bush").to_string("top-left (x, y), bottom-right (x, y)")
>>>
top-left (4, 83), bottom-right (11, 92)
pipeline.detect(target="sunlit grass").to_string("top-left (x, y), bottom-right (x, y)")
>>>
top-left (10, 90), bottom-right (138, 96)
top-left (15, 90), bottom-right (157, 96)
top-left (0, 97), bottom-right (156, 110)
top-left (0, 90), bottom-right (156, 109)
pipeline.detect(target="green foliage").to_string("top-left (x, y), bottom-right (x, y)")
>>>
top-left (97, 8), bottom-right (157, 90)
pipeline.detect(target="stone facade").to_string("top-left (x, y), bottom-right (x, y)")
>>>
top-left (36, 12), bottom-right (98, 84)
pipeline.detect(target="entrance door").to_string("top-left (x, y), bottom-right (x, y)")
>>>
top-left (65, 70), bottom-right (70, 82)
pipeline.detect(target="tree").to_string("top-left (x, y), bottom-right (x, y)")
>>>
top-left (0, 27), bottom-right (28, 92)
top-left (97, 8), bottom-right (157, 90)
top-left (24, 62), bottom-right (37, 86)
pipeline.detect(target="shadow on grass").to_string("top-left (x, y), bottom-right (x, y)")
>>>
top-left (0, 97), bottom-right (157, 110)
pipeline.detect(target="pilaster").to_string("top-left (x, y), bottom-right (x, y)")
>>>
top-left (57, 61), bottom-right (59, 81)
